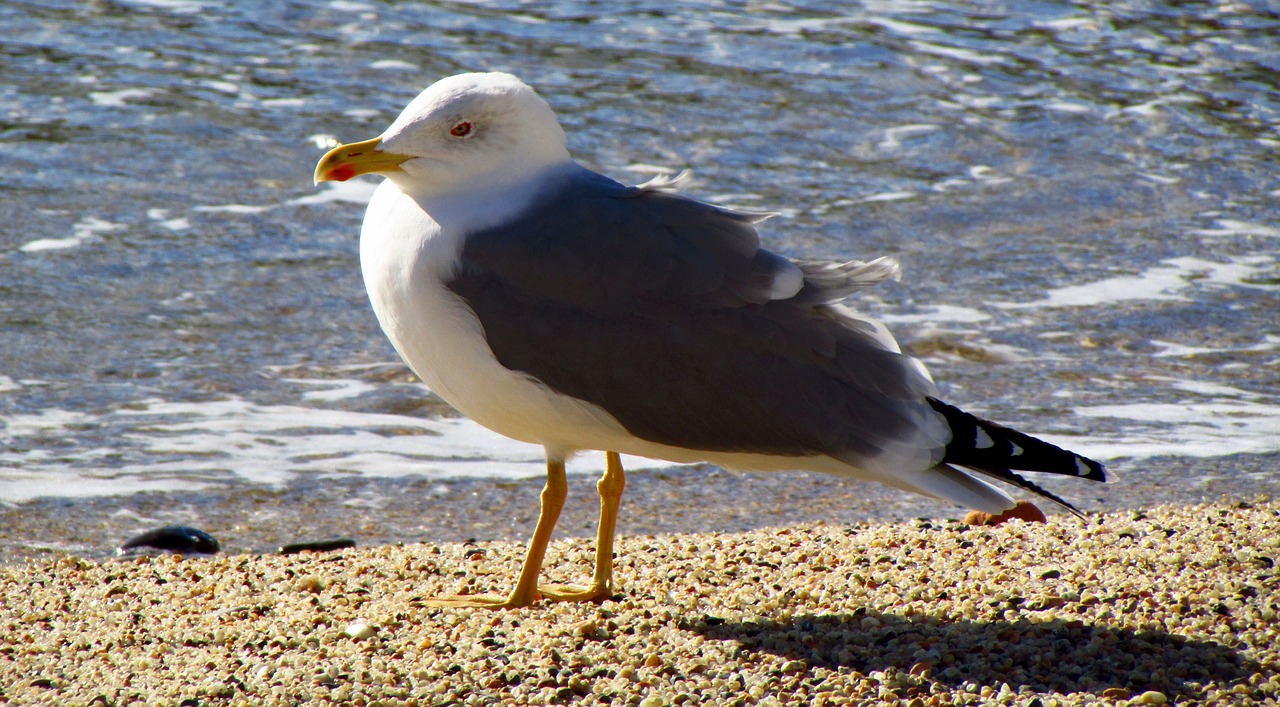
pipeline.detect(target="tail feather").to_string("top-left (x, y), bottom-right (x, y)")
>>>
top-left (927, 397), bottom-right (1106, 517)
top-left (910, 464), bottom-right (1015, 516)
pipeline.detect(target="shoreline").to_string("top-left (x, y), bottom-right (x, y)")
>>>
top-left (4, 452), bottom-right (1279, 564)
top-left (1, 500), bottom-right (1277, 705)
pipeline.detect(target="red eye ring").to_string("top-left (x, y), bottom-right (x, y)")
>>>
top-left (449, 121), bottom-right (473, 137)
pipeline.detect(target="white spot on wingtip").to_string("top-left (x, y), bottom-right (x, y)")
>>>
top-left (974, 427), bottom-right (995, 449)
top-left (1010, 442), bottom-right (1024, 457)
top-left (1075, 457), bottom-right (1090, 476)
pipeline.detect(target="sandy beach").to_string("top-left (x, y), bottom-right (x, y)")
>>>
top-left (2, 499), bottom-right (1277, 706)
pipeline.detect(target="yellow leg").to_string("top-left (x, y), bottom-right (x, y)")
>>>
top-left (541, 451), bottom-right (626, 603)
top-left (423, 458), bottom-right (568, 609)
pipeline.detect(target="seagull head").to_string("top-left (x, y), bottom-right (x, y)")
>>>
top-left (314, 72), bottom-right (570, 196)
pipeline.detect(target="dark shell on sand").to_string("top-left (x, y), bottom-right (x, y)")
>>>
top-left (118, 526), bottom-right (221, 556)
top-left (278, 538), bottom-right (357, 555)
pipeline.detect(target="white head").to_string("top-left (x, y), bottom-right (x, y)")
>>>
top-left (315, 72), bottom-right (571, 196)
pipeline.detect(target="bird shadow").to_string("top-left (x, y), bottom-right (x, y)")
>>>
top-left (690, 610), bottom-right (1265, 700)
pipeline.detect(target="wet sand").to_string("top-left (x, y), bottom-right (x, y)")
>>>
top-left (4, 451), bottom-right (1278, 563)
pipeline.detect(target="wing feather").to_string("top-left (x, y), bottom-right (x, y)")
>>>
top-left (447, 166), bottom-right (942, 470)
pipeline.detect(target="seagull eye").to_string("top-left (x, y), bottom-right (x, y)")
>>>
top-left (449, 121), bottom-right (473, 137)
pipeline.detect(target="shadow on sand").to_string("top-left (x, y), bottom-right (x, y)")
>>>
top-left (692, 609), bottom-right (1264, 700)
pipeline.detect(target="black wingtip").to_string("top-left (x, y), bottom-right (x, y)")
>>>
top-left (928, 397), bottom-right (1107, 482)
top-left (927, 397), bottom-right (1105, 517)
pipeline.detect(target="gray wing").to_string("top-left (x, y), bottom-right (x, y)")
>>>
top-left (452, 167), bottom-right (803, 314)
top-left (446, 165), bottom-right (941, 465)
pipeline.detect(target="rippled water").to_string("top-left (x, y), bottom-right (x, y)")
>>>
top-left (2, 1), bottom-right (1278, 538)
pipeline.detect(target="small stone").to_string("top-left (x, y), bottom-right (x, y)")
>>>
top-left (782, 660), bottom-right (806, 673)
top-left (644, 654), bottom-right (663, 668)
top-left (1102, 687), bottom-right (1129, 699)
top-left (908, 662), bottom-right (932, 677)
top-left (295, 575), bottom-right (325, 593)
top-left (1137, 691), bottom-right (1168, 705)
top-left (1029, 596), bottom-right (1065, 611)
top-left (639, 696), bottom-right (667, 707)
top-left (344, 621), bottom-right (376, 640)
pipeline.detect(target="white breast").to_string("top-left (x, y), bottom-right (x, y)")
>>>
top-left (358, 180), bottom-right (636, 460)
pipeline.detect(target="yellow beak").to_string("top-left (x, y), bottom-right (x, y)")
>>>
top-left (313, 137), bottom-right (412, 185)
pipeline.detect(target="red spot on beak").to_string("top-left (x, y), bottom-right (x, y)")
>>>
top-left (327, 164), bottom-right (356, 182)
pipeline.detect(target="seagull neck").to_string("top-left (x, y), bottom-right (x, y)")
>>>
top-left (403, 161), bottom-right (575, 234)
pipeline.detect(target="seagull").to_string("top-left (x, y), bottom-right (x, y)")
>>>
top-left (314, 72), bottom-right (1106, 609)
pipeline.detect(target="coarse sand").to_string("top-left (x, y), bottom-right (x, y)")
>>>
top-left (2, 500), bottom-right (1277, 706)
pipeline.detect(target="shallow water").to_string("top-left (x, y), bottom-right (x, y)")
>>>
top-left (2, 1), bottom-right (1278, 544)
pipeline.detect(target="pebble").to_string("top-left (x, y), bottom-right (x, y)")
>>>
top-left (343, 620), bottom-right (376, 640)
top-left (278, 537), bottom-right (357, 555)
top-left (116, 526), bottom-right (220, 556)
top-left (2, 500), bottom-right (1276, 706)
top-left (908, 661), bottom-right (932, 677)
